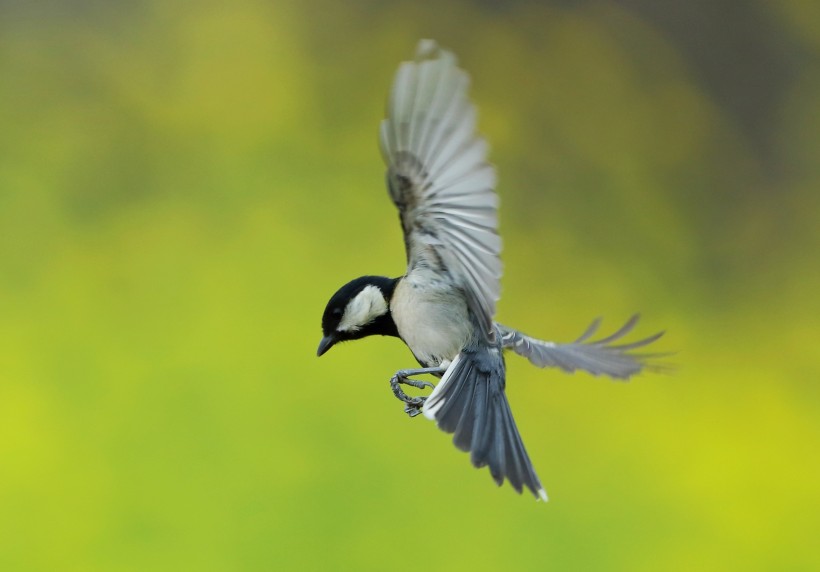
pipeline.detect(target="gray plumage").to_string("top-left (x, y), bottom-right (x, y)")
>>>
top-left (498, 315), bottom-right (666, 380)
top-left (317, 40), bottom-right (666, 502)
top-left (383, 41), bottom-right (663, 500)
top-left (423, 343), bottom-right (545, 500)
top-left (381, 39), bottom-right (501, 344)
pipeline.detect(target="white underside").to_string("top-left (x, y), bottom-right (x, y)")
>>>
top-left (390, 270), bottom-right (470, 366)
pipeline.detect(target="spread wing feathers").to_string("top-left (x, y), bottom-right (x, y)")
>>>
top-left (423, 350), bottom-right (548, 501)
top-left (498, 315), bottom-right (667, 380)
top-left (380, 40), bottom-right (501, 342)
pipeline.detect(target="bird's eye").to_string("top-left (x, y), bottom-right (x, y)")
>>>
top-left (333, 308), bottom-right (343, 316)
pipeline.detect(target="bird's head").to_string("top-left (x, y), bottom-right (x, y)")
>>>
top-left (317, 275), bottom-right (399, 356)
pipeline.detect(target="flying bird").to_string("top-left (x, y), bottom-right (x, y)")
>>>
top-left (317, 40), bottom-right (664, 501)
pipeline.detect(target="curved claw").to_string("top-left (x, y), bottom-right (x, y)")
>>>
top-left (404, 401), bottom-right (425, 417)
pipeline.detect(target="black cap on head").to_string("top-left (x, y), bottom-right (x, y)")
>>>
top-left (317, 275), bottom-right (400, 356)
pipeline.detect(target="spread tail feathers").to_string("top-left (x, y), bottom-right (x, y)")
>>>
top-left (422, 348), bottom-right (547, 501)
top-left (498, 315), bottom-right (669, 380)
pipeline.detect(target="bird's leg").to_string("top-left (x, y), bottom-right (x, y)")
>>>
top-left (390, 366), bottom-right (446, 418)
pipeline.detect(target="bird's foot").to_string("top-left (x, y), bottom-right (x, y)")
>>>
top-left (389, 367), bottom-right (442, 418)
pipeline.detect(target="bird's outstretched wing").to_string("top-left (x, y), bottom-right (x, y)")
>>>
top-left (380, 40), bottom-right (501, 342)
top-left (497, 315), bottom-right (668, 380)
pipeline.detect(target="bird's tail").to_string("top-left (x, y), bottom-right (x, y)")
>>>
top-left (422, 347), bottom-right (547, 501)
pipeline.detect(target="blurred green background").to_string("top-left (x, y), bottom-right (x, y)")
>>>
top-left (1, 0), bottom-right (818, 570)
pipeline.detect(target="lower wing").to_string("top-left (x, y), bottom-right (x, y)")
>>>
top-left (497, 315), bottom-right (668, 380)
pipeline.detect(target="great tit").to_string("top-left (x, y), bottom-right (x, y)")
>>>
top-left (317, 40), bottom-right (664, 501)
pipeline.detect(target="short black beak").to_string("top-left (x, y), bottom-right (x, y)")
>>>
top-left (317, 335), bottom-right (336, 357)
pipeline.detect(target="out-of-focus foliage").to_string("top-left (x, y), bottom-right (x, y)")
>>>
top-left (1, 0), bottom-right (818, 570)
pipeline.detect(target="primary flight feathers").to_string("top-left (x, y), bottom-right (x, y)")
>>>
top-left (499, 315), bottom-right (667, 380)
top-left (380, 40), bottom-right (501, 343)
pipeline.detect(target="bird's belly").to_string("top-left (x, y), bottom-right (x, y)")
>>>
top-left (391, 275), bottom-right (470, 367)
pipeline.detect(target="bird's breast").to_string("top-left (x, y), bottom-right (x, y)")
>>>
top-left (391, 271), bottom-right (471, 367)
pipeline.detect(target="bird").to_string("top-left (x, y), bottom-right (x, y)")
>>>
top-left (316, 40), bottom-right (665, 501)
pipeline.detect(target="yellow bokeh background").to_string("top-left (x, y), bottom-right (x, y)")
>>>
top-left (1, 1), bottom-right (818, 570)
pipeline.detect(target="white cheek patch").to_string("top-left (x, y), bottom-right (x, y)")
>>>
top-left (338, 285), bottom-right (388, 332)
